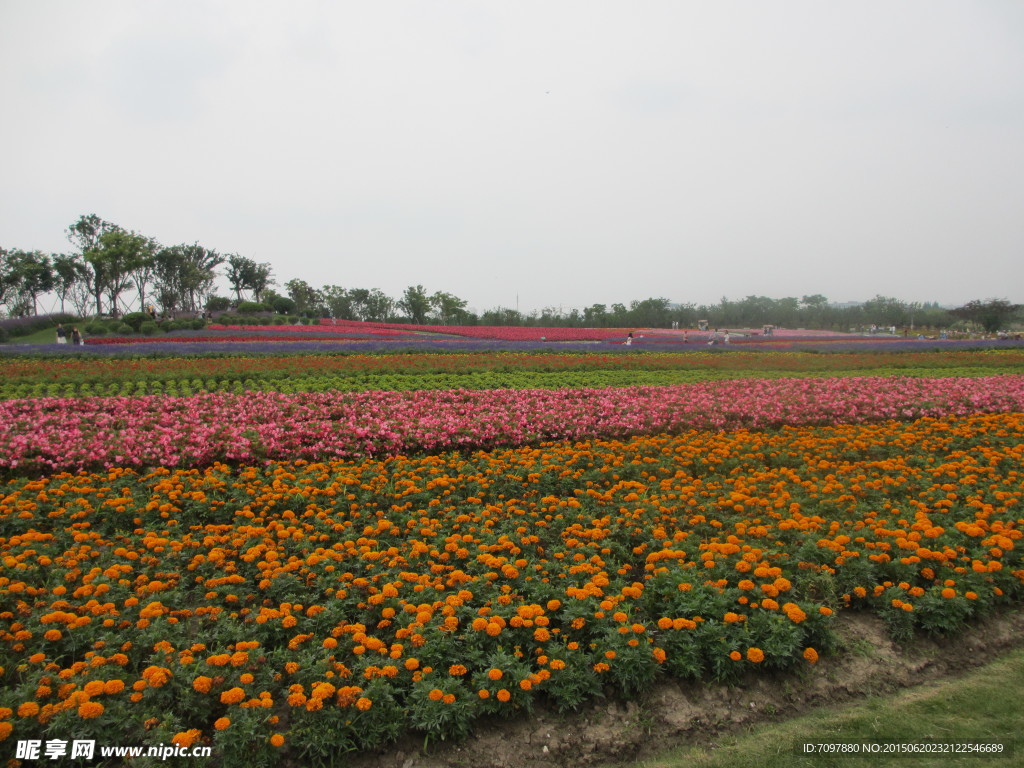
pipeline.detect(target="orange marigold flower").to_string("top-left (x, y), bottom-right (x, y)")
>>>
top-left (77, 704), bottom-right (103, 720)
top-left (192, 675), bottom-right (213, 693)
top-left (448, 664), bottom-right (467, 676)
top-left (746, 648), bottom-right (765, 663)
top-left (496, 689), bottom-right (511, 702)
top-left (269, 733), bottom-right (285, 747)
top-left (17, 702), bottom-right (40, 718)
top-left (220, 687), bottom-right (246, 705)
top-left (729, 651), bottom-right (742, 662)
top-left (214, 717), bottom-right (231, 731)
top-left (142, 666), bottom-right (172, 687)
top-left (172, 729), bottom-right (201, 748)
top-left (428, 688), bottom-right (444, 701)
top-left (782, 603), bottom-right (806, 623)
top-left (356, 697), bottom-right (373, 711)
top-left (803, 648), bottom-right (819, 664)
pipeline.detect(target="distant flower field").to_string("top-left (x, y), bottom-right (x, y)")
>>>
top-left (1, 340), bottom-right (1022, 765)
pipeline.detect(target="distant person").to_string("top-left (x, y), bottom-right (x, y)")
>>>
top-left (723, 330), bottom-right (731, 344)
top-left (55, 324), bottom-right (68, 344)
top-left (625, 332), bottom-right (633, 346)
top-left (71, 327), bottom-right (83, 346)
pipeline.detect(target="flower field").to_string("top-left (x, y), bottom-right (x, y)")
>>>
top-left (1, 341), bottom-right (1023, 766)
top-left (2, 349), bottom-right (1023, 400)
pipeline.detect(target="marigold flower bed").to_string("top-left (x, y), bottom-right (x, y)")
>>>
top-left (3, 375), bottom-right (1024, 475)
top-left (0, 413), bottom-right (1021, 761)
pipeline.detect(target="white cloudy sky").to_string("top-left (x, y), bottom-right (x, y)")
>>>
top-left (2, 1), bottom-right (1022, 314)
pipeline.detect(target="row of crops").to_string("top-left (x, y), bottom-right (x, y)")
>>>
top-left (1, 344), bottom-right (1023, 767)
top-left (7, 365), bottom-right (1024, 400)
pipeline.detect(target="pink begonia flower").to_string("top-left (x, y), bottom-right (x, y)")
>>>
top-left (1, 376), bottom-right (1023, 474)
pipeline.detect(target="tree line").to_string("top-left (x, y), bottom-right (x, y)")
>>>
top-left (1, 214), bottom-right (1020, 333)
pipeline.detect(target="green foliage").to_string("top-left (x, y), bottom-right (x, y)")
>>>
top-left (237, 301), bottom-right (272, 314)
top-left (950, 298), bottom-right (1022, 333)
top-left (140, 321), bottom-right (159, 335)
top-left (84, 320), bottom-right (109, 335)
top-left (122, 311), bottom-right (150, 331)
top-left (271, 296), bottom-right (296, 315)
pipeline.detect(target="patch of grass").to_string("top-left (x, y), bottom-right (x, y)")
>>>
top-left (8, 324), bottom-right (61, 345)
top-left (630, 648), bottom-right (1024, 768)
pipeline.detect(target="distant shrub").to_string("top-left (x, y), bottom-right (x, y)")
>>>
top-left (121, 312), bottom-right (149, 332)
top-left (236, 302), bottom-right (271, 314)
top-left (140, 321), bottom-right (159, 336)
top-left (85, 322), bottom-right (108, 336)
top-left (271, 297), bottom-right (296, 315)
top-left (115, 323), bottom-right (134, 335)
top-left (206, 296), bottom-right (232, 312)
top-left (0, 327), bottom-right (8, 344)
top-left (189, 318), bottom-right (205, 330)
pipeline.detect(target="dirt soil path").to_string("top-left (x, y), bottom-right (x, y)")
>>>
top-left (344, 609), bottom-right (1024, 768)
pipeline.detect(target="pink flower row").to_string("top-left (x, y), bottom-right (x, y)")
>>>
top-left (2, 375), bottom-right (1023, 474)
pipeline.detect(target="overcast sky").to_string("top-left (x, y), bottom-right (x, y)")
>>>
top-left (2, 1), bottom-right (1022, 314)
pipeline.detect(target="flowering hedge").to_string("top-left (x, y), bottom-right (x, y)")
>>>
top-left (2, 375), bottom-right (1024, 475)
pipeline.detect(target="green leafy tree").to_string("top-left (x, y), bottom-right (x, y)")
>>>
top-left (51, 254), bottom-right (87, 314)
top-left (363, 289), bottom-right (394, 322)
top-left (321, 285), bottom-right (355, 320)
top-left (179, 243), bottom-right (223, 312)
top-left (861, 295), bottom-right (908, 328)
top-left (398, 284), bottom-right (431, 324)
top-left (430, 291), bottom-right (470, 324)
top-left (285, 278), bottom-right (325, 316)
top-left (153, 243), bottom-right (223, 313)
top-left (0, 248), bottom-right (17, 314)
top-left (582, 303), bottom-right (609, 327)
top-left (628, 297), bottom-right (672, 327)
top-left (225, 254), bottom-right (273, 303)
top-left (4, 250), bottom-right (54, 315)
top-left (66, 214), bottom-right (119, 315)
top-left (88, 230), bottom-right (157, 315)
top-left (950, 299), bottom-right (1021, 333)
top-left (479, 307), bottom-right (525, 326)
